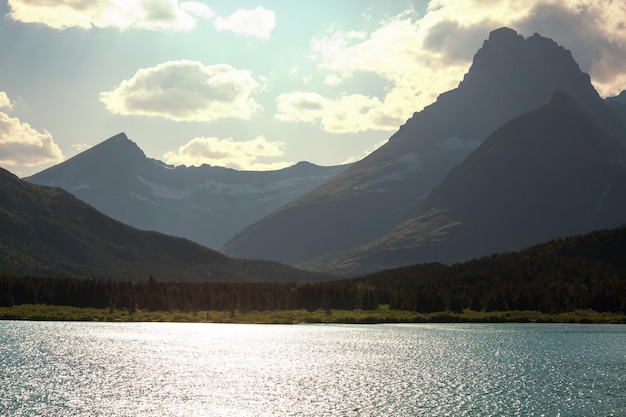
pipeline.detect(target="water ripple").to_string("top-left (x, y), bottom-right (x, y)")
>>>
top-left (1, 322), bottom-right (624, 416)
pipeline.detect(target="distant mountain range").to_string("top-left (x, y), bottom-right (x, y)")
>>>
top-left (26, 133), bottom-right (347, 249)
top-left (0, 167), bottom-right (332, 282)
top-left (224, 27), bottom-right (626, 274)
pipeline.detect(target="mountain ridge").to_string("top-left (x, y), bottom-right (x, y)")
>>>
top-left (27, 133), bottom-right (349, 249)
top-left (224, 27), bottom-right (626, 269)
top-left (1, 166), bottom-right (333, 282)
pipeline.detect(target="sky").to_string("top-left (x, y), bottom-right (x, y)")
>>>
top-left (1, 0), bottom-right (626, 177)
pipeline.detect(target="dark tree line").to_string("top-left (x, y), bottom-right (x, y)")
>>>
top-left (360, 226), bottom-right (626, 314)
top-left (0, 275), bottom-right (381, 313)
top-left (2, 226), bottom-right (625, 314)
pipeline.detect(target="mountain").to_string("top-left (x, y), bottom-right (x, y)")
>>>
top-left (26, 133), bottom-right (348, 249)
top-left (305, 91), bottom-right (626, 273)
top-left (607, 90), bottom-right (626, 127)
top-left (0, 167), bottom-right (332, 282)
top-left (224, 27), bottom-right (626, 268)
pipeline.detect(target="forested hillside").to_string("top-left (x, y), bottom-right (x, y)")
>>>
top-left (2, 226), bottom-right (625, 315)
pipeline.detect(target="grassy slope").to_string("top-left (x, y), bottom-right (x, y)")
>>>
top-left (1, 304), bottom-right (624, 324)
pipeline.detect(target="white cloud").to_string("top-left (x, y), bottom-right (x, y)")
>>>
top-left (214, 7), bottom-right (276, 40)
top-left (99, 60), bottom-right (261, 121)
top-left (162, 135), bottom-right (289, 171)
top-left (275, 89), bottom-right (405, 134)
top-left (0, 92), bottom-right (12, 109)
top-left (418, 0), bottom-right (626, 96)
top-left (0, 112), bottom-right (64, 167)
top-left (6, 0), bottom-right (207, 31)
top-left (284, 0), bottom-right (626, 135)
top-left (179, 1), bottom-right (214, 20)
top-left (71, 143), bottom-right (91, 153)
top-left (341, 138), bottom-right (387, 165)
top-left (305, 8), bottom-right (480, 133)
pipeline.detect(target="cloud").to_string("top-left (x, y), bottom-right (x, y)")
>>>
top-left (99, 60), bottom-right (261, 121)
top-left (6, 0), bottom-right (212, 31)
top-left (0, 92), bottom-right (12, 109)
top-left (275, 91), bottom-right (398, 134)
top-left (341, 138), bottom-right (387, 165)
top-left (416, 0), bottom-right (626, 96)
top-left (0, 112), bottom-right (64, 167)
top-left (284, 0), bottom-right (626, 135)
top-left (214, 7), bottom-right (276, 39)
top-left (179, 1), bottom-right (214, 20)
top-left (71, 143), bottom-right (91, 153)
top-left (162, 135), bottom-right (289, 171)
top-left (290, 8), bottom-right (470, 134)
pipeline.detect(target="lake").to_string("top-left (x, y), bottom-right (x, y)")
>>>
top-left (1, 321), bottom-right (624, 416)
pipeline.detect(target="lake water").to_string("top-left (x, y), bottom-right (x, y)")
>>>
top-left (1, 322), bottom-right (624, 416)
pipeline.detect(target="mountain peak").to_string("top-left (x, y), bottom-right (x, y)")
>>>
top-left (25, 132), bottom-right (147, 184)
top-left (110, 131), bottom-right (128, 140)
top-left (486, 27), bottom-right (524, 47)
top-left (80, 132), bottom-right (146, 163)
top-left (98, 132), bottom-right (140, 151)
top-left (463, 27), bottom-right (582, 87)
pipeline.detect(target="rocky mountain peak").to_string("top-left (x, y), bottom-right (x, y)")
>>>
top-left (481, 27), bottom-right (524, 53)
top-left (460, 28), bottom-right (586, 92)
top-left (87, 132), bottom-right (146, 161)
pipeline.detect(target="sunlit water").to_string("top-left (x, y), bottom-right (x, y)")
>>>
top-left (1, 321), bottom-right (624, 416)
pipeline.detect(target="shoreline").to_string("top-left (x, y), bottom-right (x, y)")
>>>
top-left (1, 304), bottom-right (625, 324)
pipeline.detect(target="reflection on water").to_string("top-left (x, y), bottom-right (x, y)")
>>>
top-left (1, 322), bottom-right (625, 416)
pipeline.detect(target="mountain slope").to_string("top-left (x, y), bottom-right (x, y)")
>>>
top-left (224, 27), bottom-right (625, 266)
top-left (314, 91), bottom-right (626, 273)
top-left (607, 91), bottom-right (626, 127)
top-left (26, 133), bottom-right (347, 249)
top-left (0, 167), bottom-right (332, 282)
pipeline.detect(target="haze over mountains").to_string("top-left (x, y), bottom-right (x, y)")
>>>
top-left (0, 167), bottom-right (331, 282)
top-left (27, 134), bottom-right (347, 249)
top-left (224, 27), bottom-right (626, 273)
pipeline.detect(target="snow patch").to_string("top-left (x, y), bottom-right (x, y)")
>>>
top-left (72, 184), bottom-right (91, 191)
top-left (137, 176), bottom-right (191, 199)
top-left (137, 174), bottom-right (330, 200)
top-left (129, 192), bottom-right (157, 205)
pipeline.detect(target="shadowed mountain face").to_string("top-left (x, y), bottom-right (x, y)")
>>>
top-left (26, 133), bottom-right (347, 249)
top-left (307, 91), bottom-right (626, 273)
top-left (224, 27), bottom-right (626, 268)
top-left (0, 167), bottom-right (333, 282)
top-left (607, 91), bottom-right (626, 127)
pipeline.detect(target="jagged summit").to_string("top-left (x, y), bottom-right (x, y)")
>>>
top-left (477, 27), bottom-right (524, 55)
top-left (452, 27), bottom-right (599, 124)
top-left (464, 27), bottom-right (581, 81)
